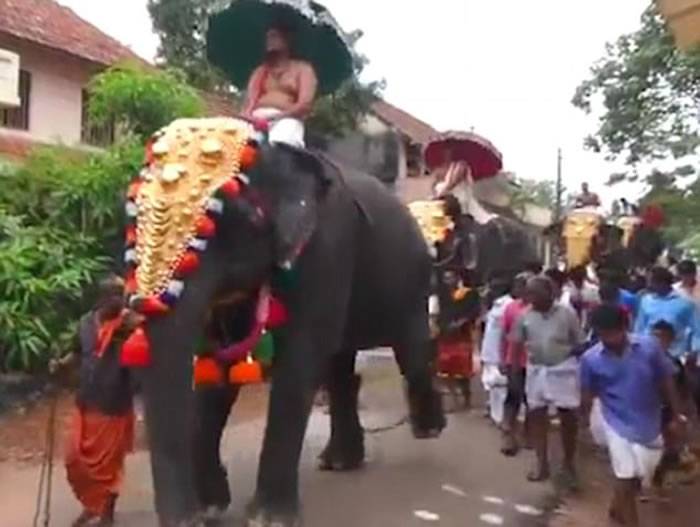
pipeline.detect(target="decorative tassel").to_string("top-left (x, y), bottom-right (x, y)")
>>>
top-left (125, 201), bottom-right (138, 218)
top-left (139, 296), bottom-right (170, 316)
top-left (124, 248), bottom-right (138, 265)
top-left (188, 238), bottom-right (208, 252)
top-left (253, 332), bottom-right (275, 366)
top-left (240, 145), bottom-right (258, 171)
top-left (127, 180), bottom-right (142, 200)
top-left (193, 357), bottom-right (224, 386)
top-left (267, 296), bottom-right (288, 328)
top-left (125, 226), bottom-right (137, 246)
top-left (229, 356), bottom-right (264, 385)
top-left (219, 178), bottom-right (240, 198)
top-left (196, 215), bottom-right (216, 238)
top-left (206, 198), bottom-right (224, 215)
top-left (175, 251), bottom-right (200, 276)
top-left (121, 327), bottom-right (152, 367)
top-left (125, 269), bottom-right (137, 295)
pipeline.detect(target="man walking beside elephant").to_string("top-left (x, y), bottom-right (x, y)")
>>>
top-left (510, 276), bottom-right (585, 487)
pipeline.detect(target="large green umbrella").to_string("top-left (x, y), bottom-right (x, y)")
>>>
top-left (207, 0), bottom-right (353, 95)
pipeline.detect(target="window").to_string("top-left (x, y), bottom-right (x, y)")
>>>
top-left (1, 70), bottom-right (31, 130)
top-left (81, 89), bottom-right (114, 147)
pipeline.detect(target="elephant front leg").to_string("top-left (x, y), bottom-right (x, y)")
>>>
top-left (246, 341), bottom-right (322, 527)
top-left (193, 384), bottom-right (239, 518)
top-left (319, 351), bottom-right (365, 471)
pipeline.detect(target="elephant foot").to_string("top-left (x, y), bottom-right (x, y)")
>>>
top-left (245, 501), bottom-right (301, 527)
top-left (318, 437), bottom-right (365, 472)
top-left (406, 377), bottom-right (446, 439)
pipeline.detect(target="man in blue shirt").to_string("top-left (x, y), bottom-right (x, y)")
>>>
top-left (582, 305), bottom-right (683, 527)
top-left (634, 266), bottom-right (700, 361)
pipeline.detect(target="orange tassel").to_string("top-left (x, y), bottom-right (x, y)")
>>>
top-left (219, 178), bottom-right (240, 198)
top-left (140, 296), bottom-right (170, 315)
top-left (176, 251), bottom-right (200, 276)
top-left (229, 357), bottom-right (263, 385)
top-left (125, 226), bottom-right (137, 246)
top-left (127, 180), bottom-right (142, 200)
top-left (194, 357), bottom-right (224, 385)
top-left (240, 145), bottom-right (259, 171)
top-left (121, 327), bottom-right (152, 367)
top-left (196, 215), bottom-right (216, 238)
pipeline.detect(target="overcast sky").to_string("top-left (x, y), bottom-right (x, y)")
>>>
top-left (58, 0), bottom-right (650, 199)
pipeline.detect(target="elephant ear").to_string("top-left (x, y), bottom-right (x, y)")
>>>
top-left (267, 144), bottom-right (331, 269)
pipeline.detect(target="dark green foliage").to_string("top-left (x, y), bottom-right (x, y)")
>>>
top-left (88, 62), bottom-right (203, 138)
top-left (0, 66), bottom-right (199, 372)
top-left (573, 5), bottom-right (700, 181)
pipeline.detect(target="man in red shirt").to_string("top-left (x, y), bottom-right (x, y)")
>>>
top-left (500, 272), bottom-right (532, 456)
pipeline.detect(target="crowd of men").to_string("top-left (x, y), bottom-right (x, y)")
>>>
top-left (479, 260), bottom-right (700, 527)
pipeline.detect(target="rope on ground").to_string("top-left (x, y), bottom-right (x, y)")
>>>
top-left (363, 416), bottom-right (408, 434)
top-left (32, 387), bottom-right (58, 527)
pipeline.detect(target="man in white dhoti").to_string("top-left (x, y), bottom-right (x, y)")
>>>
top-left (242, 25), bottom-right (318, 147)
top-left (511, 276), bottom-right (585, 487)
top-left (581, 305), bottom-right (685, 527)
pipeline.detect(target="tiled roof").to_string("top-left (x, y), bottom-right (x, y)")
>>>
top-left (371, 100), bottom-right (437, 145)
top-left (0, 132), bottom-right (34, 159)
top-left (0, 0), bottom-right (142, 65)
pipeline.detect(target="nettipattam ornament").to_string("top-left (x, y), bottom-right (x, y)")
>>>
top-left (121, 117), bottom-right (269, 369)
top-left (408, 200), bottom-right (455, 247)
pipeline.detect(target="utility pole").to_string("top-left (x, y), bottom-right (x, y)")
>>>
top-left (554, 148), bottom-right (563, 222)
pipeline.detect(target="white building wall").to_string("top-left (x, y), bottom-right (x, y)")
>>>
top-left (0, 35), bottom-right (95, 145)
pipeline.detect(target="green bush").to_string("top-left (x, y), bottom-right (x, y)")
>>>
top-left (0, 140), bottom-right (142, 371)
top-left (88, 61), bottom-right (203, 138)
top-left (0, 64), bottom-right (203, 372)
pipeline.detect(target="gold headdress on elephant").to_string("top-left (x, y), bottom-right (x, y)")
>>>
top-left (121, 117), bottom-right (272, 370)
top-left (561, 209), bottom-right (604, 268)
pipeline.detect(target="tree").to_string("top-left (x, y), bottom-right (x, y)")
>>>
top-left (573, 4), bottom-right (700, 186)
top-left (508, 177), bottom-right (559, 214)
top-left (306, 30), bottom-right (384, 138)
top-left (88, 62), bottom-right (203, 138)
top-left (148, 0), bottom-right (230, 91)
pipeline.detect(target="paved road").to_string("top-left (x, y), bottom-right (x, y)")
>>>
top-left (2, 356), bottom-right (554, 526)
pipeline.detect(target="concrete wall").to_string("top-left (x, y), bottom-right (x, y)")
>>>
top-left (0, 34), bottom-right (95, 146)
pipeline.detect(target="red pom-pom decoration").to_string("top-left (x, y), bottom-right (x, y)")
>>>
top-left (125, 226), bottom-right (137, 246)
top-left (196, 215), bottom-right (216, 238)
top-left (251, 118), bottom-right (269, 133)
top-left (127, 180), bottom-right (142, 200)
top-left (193, 357), bottom-right (224, 386)
top-left (267, 296), bottom-right (288, 329)
top-left (140, 296), bottom-right (170, 316)
top-left (229, 358), bottom-right (264, 385)
top-left (121, 327), bottom-right (152, 367)
top-left (240, 145), bottom-right (259, 171)
top-left (219, 178), bottom-right (241, 198)
top-left (175, 251), bottom-right (200, 276)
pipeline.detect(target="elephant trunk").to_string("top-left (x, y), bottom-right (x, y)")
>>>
top-left (140, 252), bottom-right (225, 524)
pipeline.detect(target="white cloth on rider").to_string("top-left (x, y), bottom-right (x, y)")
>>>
top-left (434, 162), bottom-right (496, 225)
top-left (252, 107), bottom-right (305, 148)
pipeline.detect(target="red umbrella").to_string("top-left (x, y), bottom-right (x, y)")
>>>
top-left (424, 130), bottom-right (503, 181)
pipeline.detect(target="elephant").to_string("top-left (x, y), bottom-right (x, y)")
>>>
top-left (547, 209), bottom-right (664, 271)
top-left (123, 118), bottom-right (446, 527)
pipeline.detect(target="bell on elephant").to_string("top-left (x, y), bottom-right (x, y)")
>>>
top-left (562, 209), bottom-right (604, 268)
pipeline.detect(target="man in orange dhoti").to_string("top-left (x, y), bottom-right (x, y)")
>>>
top-left (53, 277), bottom-right (137, 526)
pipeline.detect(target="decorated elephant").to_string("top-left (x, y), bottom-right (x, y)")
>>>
top-left (121, 117), bottom-right (445, 526)
top-left (547, 208), bottom-right (665, 271)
